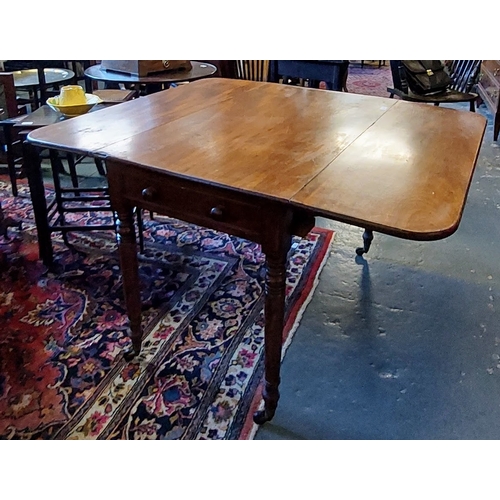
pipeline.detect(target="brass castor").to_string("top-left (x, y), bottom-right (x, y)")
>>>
top-left (253, 407), bottom-right (276, 425)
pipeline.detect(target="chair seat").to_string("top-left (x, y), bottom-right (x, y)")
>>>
top-left (387, 86), bottom-right (477, 104)
top-left (92, 89), bottom-right (136, 103)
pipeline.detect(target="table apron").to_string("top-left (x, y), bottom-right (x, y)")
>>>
top-left (106, 160), bottom-right (314, 245)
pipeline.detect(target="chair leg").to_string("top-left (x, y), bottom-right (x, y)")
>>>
top-left (136, 208), bottom-right (145, 254)
top-left (49, 150), bottom-right (71, 247)
top-left (66, 153), bottom-right (79, 188)
top-left (494, 113), bottom-right (500, 141)
top-left (469, 100), bottom-right (476, 112)
top-left (4, 124), bottom-right (18, 197)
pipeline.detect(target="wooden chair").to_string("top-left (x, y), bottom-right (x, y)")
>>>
top-left (0, 72), bottom-right (24, 236)
top-left (92, 89), bottom-right (136, 103)
top-left (45, 89), bottom-right (136, 186)
top-left (61, 89), bottom-right (136, 182)
top-left (0, 72), bottom-right (20, 119)
top-left (224, 60), bottom-right (349, 90)
top-left (3, 60), bottom-right (79, 110)
top-left (0, 70), bottom-right (85, 195)
top-left (0, 72), bottom-right (29, 196)
top-left (2, 62), bottom-right (132, 193)
top-left (233, 60), bottom-right (270, 82)
top-left (387, 60), bottom-right (481, 112)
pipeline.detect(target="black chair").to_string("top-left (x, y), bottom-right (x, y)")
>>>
top-left (387, 60), bottom-right (481, 112)
top-left (270, 60), bottom-right (349, 91)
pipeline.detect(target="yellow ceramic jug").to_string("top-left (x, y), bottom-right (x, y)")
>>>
top-left (58, 85), bottom-right (86, 105)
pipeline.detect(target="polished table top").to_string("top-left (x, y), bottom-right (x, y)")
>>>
top-left (13, 68), bottom-right (75, 88)
top-left (27, 78), bottom-right (487, 241)
top-left (25, 77), bottom-right (487, 424)
top-left (84, 61), bottom-right (217, 84)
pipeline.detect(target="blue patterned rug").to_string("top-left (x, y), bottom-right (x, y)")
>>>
top-left (0, 179), bottom-right (334, 439)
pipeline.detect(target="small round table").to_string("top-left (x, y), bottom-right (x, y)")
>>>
top-left (13, 68), bottom-right (76, 108)
top-left (12, 68), bottom-right (75, 88)
top-left (84, 61), bottom-right (217, 93)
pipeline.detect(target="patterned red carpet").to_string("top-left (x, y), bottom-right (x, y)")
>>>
top-left (346, 61), bottom-right (393, 98)
top-left (0, 179), bottom-right (334, 439)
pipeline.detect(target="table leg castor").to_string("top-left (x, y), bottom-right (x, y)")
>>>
top-left (253, 407), bottom-right (276, 425)
top-left (355, 228), bottom-right (374, 256)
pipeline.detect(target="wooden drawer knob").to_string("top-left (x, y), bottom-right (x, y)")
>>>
top-left (210, 206), bottom-right (224, 220)
top-left (141, 187), bottom-right (157, 201)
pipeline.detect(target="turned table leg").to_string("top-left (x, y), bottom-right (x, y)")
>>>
top-left (115, 206), bottom-right (143, 360)
top-left (24, 141), bottom-right (54, 266)
top-left (253, 226), bottom-right (292, 425)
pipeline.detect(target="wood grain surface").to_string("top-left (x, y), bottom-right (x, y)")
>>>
top-left (28, 78), bottom-right (486, 239)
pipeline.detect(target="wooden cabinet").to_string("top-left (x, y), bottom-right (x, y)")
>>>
top-left (477, 60), bottom-right (500, 141)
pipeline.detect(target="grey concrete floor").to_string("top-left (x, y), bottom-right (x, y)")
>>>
top-left (255, 102), bottom-right (500, 440)
top-left (35, 100), bottom-right (500, 440)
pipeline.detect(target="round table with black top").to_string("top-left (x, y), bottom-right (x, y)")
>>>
top-left (84, 61), bottom-right (218, 94)
top-left (12, 67), bottom-right (75, 89)
top-left (12, 67), bottom-right (76, 108)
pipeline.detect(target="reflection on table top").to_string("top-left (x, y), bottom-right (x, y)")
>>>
top-left (84, 61), bottom-right (217, 84)
top-left (27, 78), bottom-right (487, 240)
top-left (12, 68), bottom-right (75, 88)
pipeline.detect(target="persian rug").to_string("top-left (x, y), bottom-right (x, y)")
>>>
top-left (0, 178), bottom-right (334, 439)
top-left (346, 62), bottom-right (393, 98)
top-left (317, 61), bottom-right (393, 98)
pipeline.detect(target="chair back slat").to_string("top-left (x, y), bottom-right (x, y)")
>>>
top-left (389, 60), bottom-right (409, 94)
top-left (235, 60), bottom-right (270, 82)
top-left (445, 60), bottom-right (481, 93)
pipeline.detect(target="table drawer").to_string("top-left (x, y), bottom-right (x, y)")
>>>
top-left (118, 166), bottom-right (265, 242)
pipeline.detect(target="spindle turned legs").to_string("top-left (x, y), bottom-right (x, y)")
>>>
top-left (115, 205), bottom-right (293, 423)
top-left (115, 205), bottom-right (143, 360)
top-left (253, 230), bottom-right (292, 425)
top-left (109, 164), bottom-right (296, 424)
